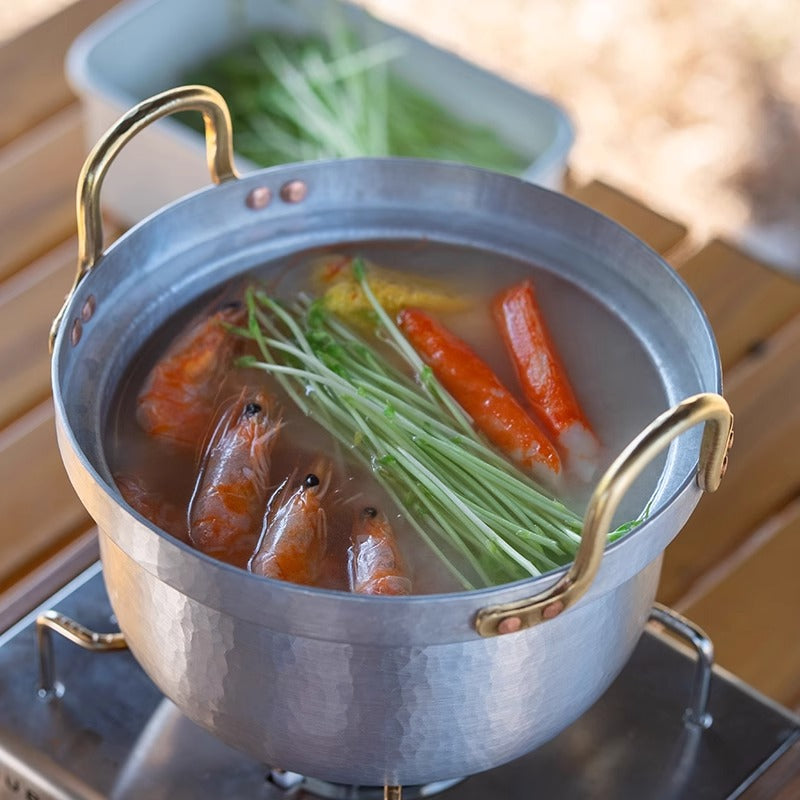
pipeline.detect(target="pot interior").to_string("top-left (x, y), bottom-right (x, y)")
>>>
top-left (53, 158), bottom-right (720, 598)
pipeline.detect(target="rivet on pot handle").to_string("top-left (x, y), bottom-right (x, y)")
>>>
top-left (475, 392), bottom-right (734, 637)
top-left (49, 85), bottom-right (238, 352)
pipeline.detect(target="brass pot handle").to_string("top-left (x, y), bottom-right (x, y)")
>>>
top-left (49, 85), bottom-right (238, 352)
top-left (474, 392), bottom-right (733, 637)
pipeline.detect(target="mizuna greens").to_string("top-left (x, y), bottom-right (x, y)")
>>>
top-left (234, 261), bottom-right (631, 590)
top-left (181, 27), bottom-right (529, 174)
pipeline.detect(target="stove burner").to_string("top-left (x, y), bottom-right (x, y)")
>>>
top-left (269, 769), bottom-right (461, 799)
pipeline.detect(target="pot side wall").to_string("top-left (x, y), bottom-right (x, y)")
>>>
top-left (100, 532), bottom-right (661, 785)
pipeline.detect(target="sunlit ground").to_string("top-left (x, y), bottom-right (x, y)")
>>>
top-left (0, 0), bottom-right (75, 38)
top-left (360, 0), bottom-right (800, 273)
top-left (5, 0), bottom-right (799, 273)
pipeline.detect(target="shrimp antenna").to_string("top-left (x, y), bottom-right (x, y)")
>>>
top-left (247, 473), bottom-right (294, 572)
top-left (196, 389), bottom-right (247, 468)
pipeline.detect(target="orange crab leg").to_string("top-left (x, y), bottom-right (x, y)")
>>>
top-left (493, 280), bottom-right (599, 480)
top-left (398, 307), bottom-right (561, 479)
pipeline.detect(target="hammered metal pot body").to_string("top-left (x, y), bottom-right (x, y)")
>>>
top-left (52, 159), bottom-right (722, 785)
top-left (99, 527), bottom-right (661, 785)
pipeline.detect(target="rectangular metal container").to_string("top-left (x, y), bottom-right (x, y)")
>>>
top-left (66, 0), bottom-right (575, 225)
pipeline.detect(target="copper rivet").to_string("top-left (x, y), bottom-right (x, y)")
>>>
top-left (70, 319), bottom-right (82, 346)
top-left (542, 601), bottom-right (565, 620)
top-left (280, 180), bottom-right (307, 203)
top-left (81, 295), bottom-right (96, 322)
top-left (246, 186), bottom-right (272, 209)
top-left (497, 616), bottom-right (522, 635)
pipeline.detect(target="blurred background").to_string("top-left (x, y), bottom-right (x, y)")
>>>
top-left (3, 0), bottom-right (799, 272)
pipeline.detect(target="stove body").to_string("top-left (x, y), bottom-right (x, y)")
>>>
top-left (1, 563), bottom-right (798, 800)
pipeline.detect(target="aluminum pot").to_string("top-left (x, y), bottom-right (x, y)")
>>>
top-left (50, 87), bottom-right (732, 787)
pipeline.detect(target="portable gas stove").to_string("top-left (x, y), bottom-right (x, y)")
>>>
top-left (1, 562), bottom-right (798, 800)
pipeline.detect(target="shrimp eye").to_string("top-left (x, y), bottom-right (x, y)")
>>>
top-left (361, 506), bottom-right (378, 519)
top-left (219, 300), bottom-right (243, 311)
top-left (244, 402), bottom-right (262, 417)
top-left (304, 473), bottom-right (320, 488)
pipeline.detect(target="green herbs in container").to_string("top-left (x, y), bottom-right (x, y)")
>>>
top-left (181, 26), bottom-right (529, 173)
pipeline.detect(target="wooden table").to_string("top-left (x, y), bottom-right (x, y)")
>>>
top-left (2, 0), bottom-right (799, 729)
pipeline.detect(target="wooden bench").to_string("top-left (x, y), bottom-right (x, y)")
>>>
top-left (1, 0), bottom-right (798, 716)
top-left (569, 182), bottom-right (800, 709)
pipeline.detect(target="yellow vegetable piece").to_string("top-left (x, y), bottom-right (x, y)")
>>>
top-left (315, 256), bottom-right (472, 319)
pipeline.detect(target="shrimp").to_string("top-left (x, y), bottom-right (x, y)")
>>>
top-left (248, 459), bottom-right (331, 586)
top-left (348, 507), bottom-right (412, 596)
top-left (189, 390), bottom-right (281, 568)
top-left (397, 307), bottom-right (562, 482)
top-left (493, 281), bottom-right (600, 481)
top-left (115, 473), bottom-right (188, 542)
top-left (136, 302), bottom-right (245, 448)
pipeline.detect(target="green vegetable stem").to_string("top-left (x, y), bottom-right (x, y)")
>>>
top-left (182, 26), bottom-right (529, 173)
top-left (231, 261), bottom-right (641, 590)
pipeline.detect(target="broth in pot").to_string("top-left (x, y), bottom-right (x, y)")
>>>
top-left (106, 240), bottom-right (669, 595)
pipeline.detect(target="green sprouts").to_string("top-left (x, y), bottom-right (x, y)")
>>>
top-left (230, 262), bottom-right (630, 590)
top-left (182, 27), bottom-right (529, 174)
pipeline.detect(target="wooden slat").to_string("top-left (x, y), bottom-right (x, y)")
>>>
top-left (568, 179), bottom-right (688, 254)
top-left (677, 238), bottom-right (800, 371)
top-left (659, 312), bottom-right (800, 604)
top-left (0, 238), bottom-right (77, 429)
top-left (0, 522), bottom-right (97, 601)
top-left (0, 399), bottom-right (91, 586)
top-left (0, 105), bottom-right (84, 281)
top-left (0, 223), bottom-right (120, 431)
top-left (0, 0), bottom-right (120, 148)
top-left (0, 527), bottom-right (98, 627)
top-left (679, 499), bottom-right (800, 706)
top-left (740, 739), bottom-right (800, 800)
